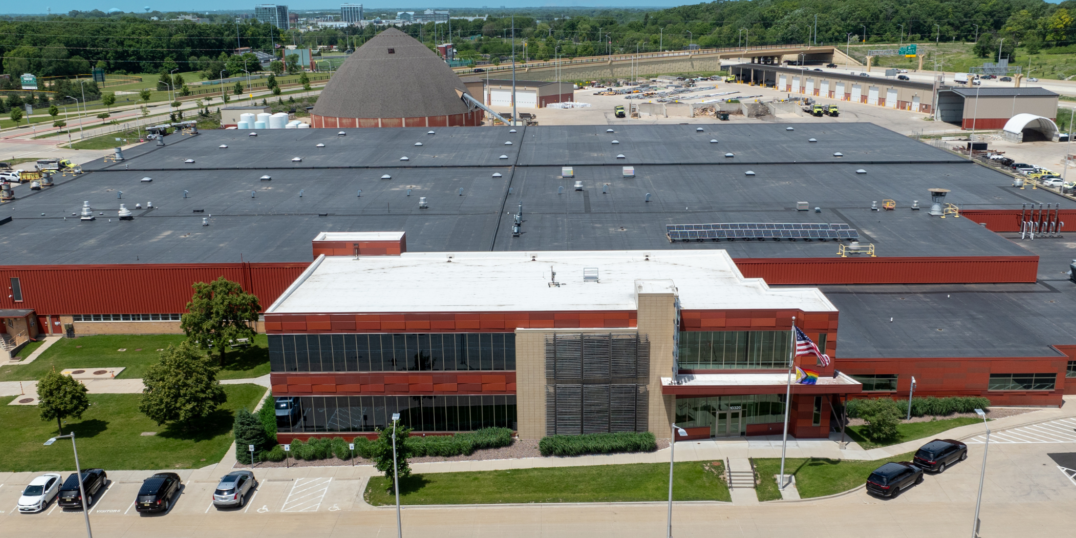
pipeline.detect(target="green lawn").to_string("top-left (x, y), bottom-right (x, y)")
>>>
top-left (0, 384), bottom-right (265, 472)
top-left (754, 452), bottom-right (914, 501)
top-left (846, 417), bottom-right (985, 450)
top-left (9, 339), bottom-right (45, 361)
top-left (364, 461), bottom-right (730, 505)
top-left (0, 334), bottom-right (270, 382)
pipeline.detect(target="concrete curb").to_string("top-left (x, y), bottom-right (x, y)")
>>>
top-left (370, 499), bottom-right (734, 510)
top-left (765, 484), bottom-right (866, 503)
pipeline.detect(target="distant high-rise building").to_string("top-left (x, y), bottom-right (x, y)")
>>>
top-left (341, 3), bottom-right (363, 23)
top-left (255, 4), bottom-right (290, 30)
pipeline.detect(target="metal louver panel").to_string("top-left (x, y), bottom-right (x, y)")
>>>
top-left (610, 384), bottom-right (637, 432)
top-left (582, 385), bottom-right (611, 434)
top-left (555, 335), bottom-right (583, 381)
top-left (583, 334), bottom-right (611, 380)
top-left (555, 384), bottom-right (582, 435)
top-left (545, 385), bottom-right (557, 436)
top-left (637, 337), bottom-right (651, 379)
top-left (610, 335), bottom-right (637, 378)
top-left (635, 385), bottom-right (649, 432)
top-left (545, 336), bottom-right (557, 380)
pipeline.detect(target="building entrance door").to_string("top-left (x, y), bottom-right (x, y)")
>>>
top-left (712, 408), bottom-right (742, 437)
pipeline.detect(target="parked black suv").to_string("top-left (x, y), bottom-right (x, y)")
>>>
top-left (57, 469), bottom-right (108, 509)
top-left (865, 462), bottom-right (923, 498)
top-left (135, 472), bottom-right (182, 514)
top-left (913, 439), bottom-right (968, 472)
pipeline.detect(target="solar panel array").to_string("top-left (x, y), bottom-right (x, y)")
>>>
top-left (666, 223), bottom-right (860, 242)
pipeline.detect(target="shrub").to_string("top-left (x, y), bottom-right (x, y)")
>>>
top-left (539, 432), bottom-right (657, 457)
top-left (265, 444), bottom-right (286, 462)
top-left (257, 392), bottom-right (277, 438)
top-left (308, 437), bottom-right (333, 459)
top-left (463, 427), bottom-right (514, 450)
top-left (857, 399), bottom-right (901, 443)
top-left (846, 396), bottom-right (990, 419)
top-left (352, 436), bottom-right (375, 458)
top-left (289, 438), bottom-right (308, 459)
top-left (331, 437), bottom-right (352, 460)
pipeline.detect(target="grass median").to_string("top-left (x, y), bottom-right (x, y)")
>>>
top-left (0, 334), bottom-right (271, 382)
top-left (753, 452), bottom-right (914, 502)
top-left (846, 417), bottom-right (985, 450)
top-left (0, 384), bottom-right (265, 472)
top-left (364, 461), bottom-right (731, 506)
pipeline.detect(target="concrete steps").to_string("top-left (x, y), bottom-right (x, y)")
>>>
top-left (726, 457), bottom-right (756, 490)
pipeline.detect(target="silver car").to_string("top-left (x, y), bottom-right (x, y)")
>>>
top-left (212, 471), bottom-right (257, 509)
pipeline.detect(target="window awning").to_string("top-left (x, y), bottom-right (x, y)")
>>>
top-left (662, 372), bottom-right (862, 396)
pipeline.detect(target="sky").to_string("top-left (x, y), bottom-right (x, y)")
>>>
top-left (2, 1), bottom-right (680, 15)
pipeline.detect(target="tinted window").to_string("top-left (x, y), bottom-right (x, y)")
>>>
top-left (915, 449), bottom-right (935, 460)
top-left (23, 485), bottom-right (44, 496)
top-left (214, 488), bottom-right (235, 496)
top-left (139, 479), bottom-right (165, 495)
top-left (868, 472), bottom-right (888, 485)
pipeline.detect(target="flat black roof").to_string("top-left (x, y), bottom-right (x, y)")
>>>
top-left (3, 123), bottom-right (1074, 266)
top-left (948, 87), bottom-right (1058, 98)
top-left (728, 63), bottom-right (934, 91)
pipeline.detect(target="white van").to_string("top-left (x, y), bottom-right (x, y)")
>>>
top-left (954, 73), bottom-right (970, 85)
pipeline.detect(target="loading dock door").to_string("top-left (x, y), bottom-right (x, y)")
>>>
top-left (489, 89), bottom-right (513, 107)
top-left (851, 84), bottom-right (862, 103)
top-left (516, 90), bottom-right (538, 109)
top-left (912, 95), bottom-right (921, 112)
top-left (806, 79), bottom-right (815, 96)
top-left (821, 80), bottom-right (830, 98)
top-left (779, 74), bottom-right (787, 90)
top-left (835, 82), bottom-right (845, 100)
top-left (886, 88), bottom-right (899, 109)
top-left (791, 76), bottom-right (800, 93)
top-left (867, 86), bottom-right (879, 105)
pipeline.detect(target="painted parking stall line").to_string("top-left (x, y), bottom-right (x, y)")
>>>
top-left (280, 477), bottom-right (332, 513)
top-left (968, 418), bottom-right (1076, 444)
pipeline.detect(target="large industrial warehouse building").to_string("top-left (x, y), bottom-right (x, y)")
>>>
top-left (2, 123), bottom-right (1075, 442)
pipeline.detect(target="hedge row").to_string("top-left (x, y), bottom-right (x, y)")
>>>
top-left (280, 428), bottom-right (514, 461)
top-left (539, 432), bottom-right (657, 457)
top-left (846, 396), bottom-right (990, 419)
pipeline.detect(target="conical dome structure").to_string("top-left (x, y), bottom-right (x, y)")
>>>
top-left (310, 28), bottom-right (484, 128)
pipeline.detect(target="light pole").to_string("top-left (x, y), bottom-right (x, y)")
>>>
top-left (220, 70), bottom-right (227, 103)
top-left (391, 413), bottom-right (402, 538)
top-left (511, 14), bottom-right (517, 126)
top-left (971, 408), bottom-right (989, 538)
top-left (45, 434), bottom-right (93, 538)
top-left (906, 376), bottom-right (916, 420)
top-left (998, 38), bottom-right (1004, 63)
top-left (779, 316), bottom-right (796, 490)
top-left (67, 95), bottom-right (84, 139)
top-left (973, 24), bottom-right (979, 44)
top-left (62, 104), bottom-right (72, 144)
top-left (685, 31), bottom-right (692, 50)
top-left (899, 24), bottom-right (904, 48)
top-left (862, 25), bottom-right (866, 43)
top-left (935, 24), bottom-right (940, 51)
top-left (170, 68), bottom-right (179, 103)
top-left (846, 33), bottom-right (853, 60)
top-left (660, 27), bottom-right (664, 52)
top-left (666, 424), bottom-right (687, 538)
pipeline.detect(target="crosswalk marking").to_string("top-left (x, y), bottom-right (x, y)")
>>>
top-left (967, 418), bottom-right (1076, 444)
top-left (280, 477), bottom-right (332, 513)
top-left (1059, 466), bottom-right (1076, 487)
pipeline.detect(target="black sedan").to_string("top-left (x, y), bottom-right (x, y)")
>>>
top-left (913, 439), bottom-right (968, 473)
top-left (866, 462), bottom-right (923, 498)
top-left (135, 473), bottom-right (182, 514)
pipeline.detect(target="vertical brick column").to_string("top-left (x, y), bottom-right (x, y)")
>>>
top-left (514, 329), bottom-right (547, 440)
top-left (635, 280), bottom-right (677, 440)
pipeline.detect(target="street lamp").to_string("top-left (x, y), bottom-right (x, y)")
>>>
top-left (220, 70), bottom-right (227, 103)
top-left (391, 412), bottom-right (402, 538)
top-left (45, 434), bottom-right (93, 538)
top-left (667, 424), bottom-right (688, 538)
top-left (907, 376), bottom-right (916, 420)
top-left (685, 31), bottom-right (693, 50)
top-left (899, 24), bottom-right (904, 48)
top-left (170, 68), bottom-right (179, 103)
top-left (971, 409), bottom-right (989, 538)
top-left (67, 95), bottom-right (84, 139)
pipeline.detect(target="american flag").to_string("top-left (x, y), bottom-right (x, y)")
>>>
top-left (795, 327), bottom-right (831, 367)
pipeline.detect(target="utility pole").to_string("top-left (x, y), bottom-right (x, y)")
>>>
top-left (511, 14), bottom-right (516, 126)
top-left (998, 38), bottom-right (1004, 63)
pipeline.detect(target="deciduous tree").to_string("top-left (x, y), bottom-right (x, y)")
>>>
top-left (140, 342), bottom-right (227, 430)
top-left (101, 92), bottom-right (115, 112)
top-left (180, 276), bottom-right (261, 367)
top-left (372, 423), bottom-right (412, 490)
top-left (38, 370), bottom-right (90, 434)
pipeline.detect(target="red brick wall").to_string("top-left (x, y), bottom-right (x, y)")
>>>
top-left (264, 311), bottom-right (637, 333)
top-left (733, 257), bottom-right (1039, 285)
top-left (835, 356), bottom-right (1068, 406)
top-left (311, 238), bottom-right (406, 257)
top-left (270, 371), bottom-right (515, 396)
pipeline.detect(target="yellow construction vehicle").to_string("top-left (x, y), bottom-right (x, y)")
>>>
top-left (614, 105), bottom-right (626, 118)
top-left (725, 75), bottom-right (736, 83)
top-left (826, 104), bottom-right (840, 117)
top-left (811, 104), bottom-right (824, 117)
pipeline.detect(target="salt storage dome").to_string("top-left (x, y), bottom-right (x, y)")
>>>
top-left (310, 28), bottom-right (484, 128)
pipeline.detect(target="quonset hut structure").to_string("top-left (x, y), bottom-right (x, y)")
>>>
top-left (310, 28), bottom-right (484, 128)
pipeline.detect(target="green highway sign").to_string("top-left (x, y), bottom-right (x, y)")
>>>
top-left (898, 44), bottom-right (918, 57)
top-left (20, 73), bottom-right (38, 90)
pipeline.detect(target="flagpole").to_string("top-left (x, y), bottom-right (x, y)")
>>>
top-left (779, 316), bottom-right (796, 491)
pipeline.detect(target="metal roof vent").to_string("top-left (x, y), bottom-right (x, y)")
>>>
top-left (505, 141), bottom-right (513, 145)
top-left (357, 189), bottom-right (362, 197)
top-left (696, 127), bottom-right (704, 132)
top-left (400, 156), bottom-right (409, 161)
top-left (249, 132), bottom-right (257, 136)
top-left (337, 131), bottom-right (346, 136)
top-left (497, 155), bottom-right (508, 160)
top-left (458, 188), bottom-right (464, 196)
top-left (184, 159), bottom-right (195, 164)
top-left (574, 181), bottom-right (583, 190)
top-left (645, 193), bottom-right (651, 202)
top-left (583, 267), bottom-right (599, 282)
top-left (415, 142), bottom-right (423, 146)
top-left (808, 138), bottom-right (817, 143)
top-left (710, 139), bottom-right (718, 143)
top-left (725, 153), bottom-right (734, 158)
top-left (492, 172), bottom-right (503, 178)
top-left (428, 130), bottom-right (435, 135)
top-left (612, 140), bottom-right (620, 144)
top-left (80, 201), bottom-right (94, 221)
top-left (558, 186), bottom-right (565, 195)
top-left (140, 177), bottom-right (152, 182)
top-left (786, 126), bottom-right (794, 131)
top-left (118, 204), bottom-right (133, 220)
top-left (381, 174), bottom-right (392, 180)
top-left (260, 175), bottom-right (271, 181)
top-left (299, 189), bottom-right (304, 197)
top-left (606, 129), bottom-right (614, 133)
top-left (419, 196), bottom-right (428, 209)
top-left (292, 157), bottom-right (302, 162)
top-left (562, 167), bottom-right (574, 178)
top-left (202, 217), bottom-right (209, 226)
top-left (833, 152), bottom-right (844, 157)
top-left (510, 129), bottom-right (517, 133)
top-left (856, 169), bottom-right (867, 174)
top-left (745, 171), bottom-right (756, 176)
top-left (406, 189), bottom-right (412, 196)
top-left (616, 154), bottom-right (625, 159)
top-left (251, 191), bottom-right (256, 198)
top-left (316, 143), bottom-right (325, 148)
top-left (219, 144), bottom-right (228, 149)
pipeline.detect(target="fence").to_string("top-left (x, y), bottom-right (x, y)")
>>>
top-left (178, 73), bottom-right (332, 98)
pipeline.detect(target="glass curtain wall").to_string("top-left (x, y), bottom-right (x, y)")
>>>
top-left (677, 331), bottom-right (792, 370)
top-left (277, 395), bottom-right (517, 433)
top-left (269, 333), bottom-right (516, 373)
top-left (673, 394), bottom-right (786, 435)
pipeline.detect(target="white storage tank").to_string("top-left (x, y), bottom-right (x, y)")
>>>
top-left (269, 113), bottom-right (289, 129)
top-left (237, 121), bottom-right (250, 129)
top-left (285, 123), bottom-right (297, 129)
top-left (256, 113), bottom-right (272, 124)
top-left (240, 113), bottom-right (256, 125)
top-left (297, 122), bottom-right (310, 129)
top-left (254, 121), bottom-right (267, 129)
